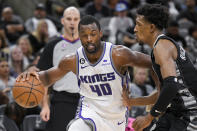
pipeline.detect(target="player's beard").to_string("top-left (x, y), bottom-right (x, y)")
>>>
top-left (86, 43), bottom-right (97, 54)
top-left (85, 42), bottom-right (101, 54)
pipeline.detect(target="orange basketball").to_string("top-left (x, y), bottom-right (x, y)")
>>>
top-left (12, 75), bottom-right (45, 108)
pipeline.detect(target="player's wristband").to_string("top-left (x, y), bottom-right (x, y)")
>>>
top-left (150, 76), bottom-right (180, 117)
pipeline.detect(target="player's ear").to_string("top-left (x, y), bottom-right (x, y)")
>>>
top-left (99, 30), bottom-right (103, 38)
top-left (150, 24), bottom-right (156, 33)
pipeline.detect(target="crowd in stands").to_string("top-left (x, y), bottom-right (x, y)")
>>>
top-left (0, 0), bottom-right (197, 130)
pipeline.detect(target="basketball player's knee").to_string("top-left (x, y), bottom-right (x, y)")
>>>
top-left (67, 118), bottom-right (92, 131)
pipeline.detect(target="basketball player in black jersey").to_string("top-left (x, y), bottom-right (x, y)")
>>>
top-left (130, 4), bottom-right (197, 131)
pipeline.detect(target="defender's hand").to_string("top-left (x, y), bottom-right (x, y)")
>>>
top-left (122, 84), bottom-right (131, 109)
top-left (132, 113), bottom-right (154, 131)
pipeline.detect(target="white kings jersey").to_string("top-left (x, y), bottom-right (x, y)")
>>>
top-left (76, 42), bottom-right (127, 120)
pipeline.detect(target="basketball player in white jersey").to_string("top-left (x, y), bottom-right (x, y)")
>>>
top-left (17, 15), bottom-right (153, 131)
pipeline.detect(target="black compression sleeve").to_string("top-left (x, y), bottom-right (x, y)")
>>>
top-left (150, 76), bottom-right (181, 117)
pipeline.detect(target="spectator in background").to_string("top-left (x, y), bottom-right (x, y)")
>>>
top-left (17, 35), bottom-right (34, 63)
top-left (0, 90), bottom-right (8, 118)
top-left (77, 0), bottom-right (92, 7)
top-left (0, 30), bottom-right (7, 49)
top-left (1, 6), bottom-right (25, 45)
top-left (0, 91), bottom-right (9, 105)
top-left (178, 0), bottom-right (197, 24)
top-left (128, 67), bottom-right (154, 118)
top-left (131, 43), bottom-right (152, 55)
top-left (127, 0), bottom-right (142, 19)
top-left (185, 25), bottom-right (197, 67)
top-left (108, 2), bottom-right (134, 44)
top-left (167, 0), bottom-right (180, 20)
top-left (84, 0), bottom-right (112, 19)
top-left (174, 0), bottom-right (186, 9)
top-left (28, 19), bottom-right (49, 56)
top-left (25, 3), bottom-right (58, 37)
top-left (8, 46), bottom-right (29, 78)
top-left (106, 0), bottom-right (119, 15)
top-left (4, 102), bottom-right (25, 129)
top-left (122, 27), bottom-right (137, 48)
top-left (0, 58), bottom-right (15, 103)
top-left (0, 31), bottom-right (9, 57)
top-left (166, 20), bottom-right (187, 49)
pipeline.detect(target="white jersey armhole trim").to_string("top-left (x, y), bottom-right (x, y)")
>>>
top-left (76, 51), bottom-right (80, 89)
top-left (109, 44), bottom-right (124, 78)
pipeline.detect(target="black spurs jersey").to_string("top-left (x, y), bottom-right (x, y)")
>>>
top-left (151, 34), bottom-right (197, 111)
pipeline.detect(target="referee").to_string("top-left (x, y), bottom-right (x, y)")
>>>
top-left (38, 7), bottom-right (81, 131)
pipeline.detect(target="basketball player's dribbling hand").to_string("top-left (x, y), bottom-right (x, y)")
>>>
top-left (122, 84), bottom-right (131, 110)
top-left (132, 113), bottom-right (154, 131)
top-left (40, 104), bottom-right (50, 121)
top-left (27, 66), bottom-right (40, 72)
top-left (16, 71), bottom-right (40, 82)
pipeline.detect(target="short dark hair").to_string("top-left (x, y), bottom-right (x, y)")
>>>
top-left (137, 4), bottom-right (169, 30)
top-left (78, 15), bottom-right (101, 31)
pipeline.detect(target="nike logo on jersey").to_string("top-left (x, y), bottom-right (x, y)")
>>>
top-left (117, 121), bottom-right (124, 125)
top-left (81, 65), bottom-right (89, 69)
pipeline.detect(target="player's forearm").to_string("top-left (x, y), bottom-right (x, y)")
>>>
top-left (128, 97), bottom-right (153, 106)
top-left (38, 71), bottom-right (51, 87)
top-left (41, 88), bottom-right (49, 107)
top-left (129, 91), bottom-right (158, 106)
top-left (38, 70), bottom-right (59, 88)
top-left (38, 66), bottom-right (67, 88)
top-left (134, 52), bottom-right (152, 69)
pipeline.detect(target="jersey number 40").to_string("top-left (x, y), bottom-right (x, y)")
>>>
top-left (90, 83), bottom-right (112, 96)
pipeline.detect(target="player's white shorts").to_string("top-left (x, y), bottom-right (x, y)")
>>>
top-left (67, 97), bottom-right (127, 131)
